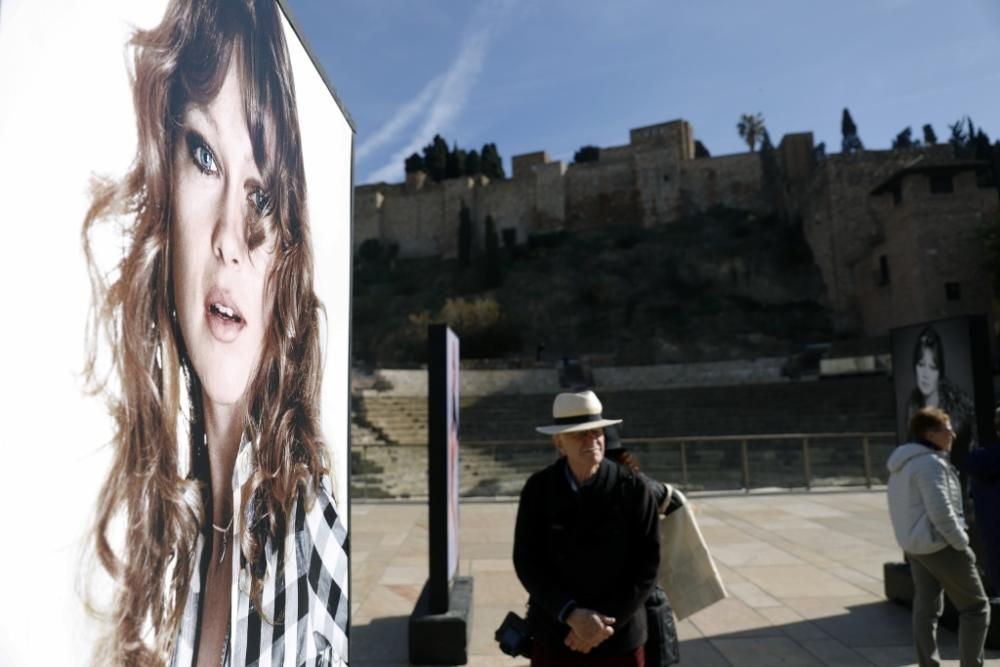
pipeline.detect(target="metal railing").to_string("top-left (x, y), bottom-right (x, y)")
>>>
top-left (351, 431), bottom-right (898, 499)
top-left (618, 432), bottom-right (896, 491)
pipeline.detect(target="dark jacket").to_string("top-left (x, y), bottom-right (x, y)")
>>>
top-left (513, 457), bottom-right (660, 655)
top-left (966, 444), bottom-right (1000, 590)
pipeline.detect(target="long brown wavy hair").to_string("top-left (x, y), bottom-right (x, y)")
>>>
top-left (82, 0), bottom-right (329, 663)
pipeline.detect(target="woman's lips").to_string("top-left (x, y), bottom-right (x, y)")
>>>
top-left (205, 287), bottom-right (245, 343)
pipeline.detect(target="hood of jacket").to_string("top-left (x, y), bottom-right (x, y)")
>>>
top-left (887, 442), bottom-right (942, 474)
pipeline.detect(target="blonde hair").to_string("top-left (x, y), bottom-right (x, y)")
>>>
top-left (82, 0), bottom-right (328, 662)
top-left (909, 406), bottom-right (950, 441)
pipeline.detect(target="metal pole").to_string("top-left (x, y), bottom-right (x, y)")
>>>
top-left (802, 437), bottom-right (812, 490)
top-left (740, 439), bottom-right (750, 493)
top-left (680, 441), bottom-right (689, 490)
top-left (862, 436), bottom-right (873, 489)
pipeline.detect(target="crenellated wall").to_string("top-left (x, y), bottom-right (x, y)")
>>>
top-left (565, 158), bottom-right (641, 228)
top-left (477, 176), bottom-right (536, 247)
top-left (351, 115), bottom-right (999, 358)
top-left (679, 152), bottom-right (765, 216)
top-left (353, 184), bottom-right (384, 246)
top-left (352, 121), bottom-right (994, 344)
top-left (533, 160), bottom-right (568, 232)
top-left (352, 119), bottom-right (770, 257)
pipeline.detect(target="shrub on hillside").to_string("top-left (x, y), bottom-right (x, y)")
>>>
top-left (573, 145), bottom-right (600, 163)
top-left (358, 238), bottom-right (384, 263)
top-left (403, 297), bottom-right (522, 359)
top-left (357, 238), bottom-right (399, 265)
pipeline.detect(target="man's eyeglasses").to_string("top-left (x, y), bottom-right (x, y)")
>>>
top-left (563, 428), bottom-right (604, 442)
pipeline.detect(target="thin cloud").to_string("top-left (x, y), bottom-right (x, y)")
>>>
top-left (362, 0), bottom-right (517, 183)
top-left (356, 75), bottom-right (443, 161)
top-left (365, 28), bottom-right (490, 184)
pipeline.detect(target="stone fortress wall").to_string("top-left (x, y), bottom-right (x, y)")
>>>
top-left (852, 164), bottom-right (999, 338)
top-left (354, 117), bottom-right (997, 341)
top-left (795, 144), bottom-right (996, 337)
top-left (798, 147), bottom-right (950, 332)
top-left (353, 119), bottom-right (768, 258)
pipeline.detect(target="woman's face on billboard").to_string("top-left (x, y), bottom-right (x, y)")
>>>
top-left (171, 58), bottom-right (276, 410)
top-left (915, 347), bottom-right (940, 399)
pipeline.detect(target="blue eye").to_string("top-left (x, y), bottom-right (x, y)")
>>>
top-left (249, 188), bottom-right (272, 216)
top-left (193, 144), bottom-right (217, 175)
top-left (186, 132), bottom-right (218, 176)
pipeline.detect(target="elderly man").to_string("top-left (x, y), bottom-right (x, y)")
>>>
top-left (513, 390), bottom-right (660, 666)
top-left (887, 406), bottom-right (990, 667)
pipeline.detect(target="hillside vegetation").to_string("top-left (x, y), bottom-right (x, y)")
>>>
top-left (352, 207), bottom-right (832, 366)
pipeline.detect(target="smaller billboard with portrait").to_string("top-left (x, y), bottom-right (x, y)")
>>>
top-left (890, 315), bottom-right (994, 466)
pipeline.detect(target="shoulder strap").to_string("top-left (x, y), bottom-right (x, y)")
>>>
top-left (659, 483), bottom-right (674, 515)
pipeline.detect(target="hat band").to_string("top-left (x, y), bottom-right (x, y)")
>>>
top-left (553, 413), bottom-right (605, 426)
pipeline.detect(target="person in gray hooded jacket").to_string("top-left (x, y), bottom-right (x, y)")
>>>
top-left (887, 406), bottom-right (990, 667)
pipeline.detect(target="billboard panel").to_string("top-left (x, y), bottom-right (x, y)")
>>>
top-left (890, 316), bottom-right (993, 467)
top-left (0, 0), bottom-right (352, 663)
top-left (428, 324), bottom-right (460, 613)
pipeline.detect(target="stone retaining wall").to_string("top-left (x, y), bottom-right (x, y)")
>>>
top-left (365, 357), bottom-right (788, 397)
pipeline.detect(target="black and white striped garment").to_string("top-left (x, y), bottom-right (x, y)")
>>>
top-left (172, 441), bottom-right (349, 666)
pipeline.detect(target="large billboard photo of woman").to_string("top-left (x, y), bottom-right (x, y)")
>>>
top-left (891, 316), bottom-right (992, 466)
top-left (0, 1), bottom-right (352, 664)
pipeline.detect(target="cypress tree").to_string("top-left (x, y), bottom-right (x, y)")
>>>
top-left (573, 145), bottom-right (600, 163)
top-left (423, 134), bottom-right (449, 182)
top-left (841, 108), bottom-right (863, 153)
top-left (892, 127), bottom-right (914, 150)
top-left (458, 203), bottom-right (472, 268)
top-left (404, 152), bottom-right (425, 174)
top-left (480, 143), bottom-right (505, 180)
top-left (923, 124), bottom-right (937, 145)
top-left (464, 149), bottom-right (481, 176)
top-left (446, 142), bottom-right (466, 179)
top-left (483, 215), bottom-right (502, 288)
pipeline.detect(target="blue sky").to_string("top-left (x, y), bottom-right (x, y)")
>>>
top-left (285, 0), bottom-right (1000, 186)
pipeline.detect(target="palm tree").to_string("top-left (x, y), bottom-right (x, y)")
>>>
top-left (737, 113), bottom-right (766, 152)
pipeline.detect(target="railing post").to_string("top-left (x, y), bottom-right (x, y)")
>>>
top-left (740, 439), bottom-right (750, 493)
top-left (862, 436), bottom-right (873, 489)
top-left (680, 441), bottom-right (689, 490)
top-left (802, 437), bottom-right (812, 490)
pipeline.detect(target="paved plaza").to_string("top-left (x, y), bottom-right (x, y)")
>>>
top-left (351, 489), bottom-right (1000, 666)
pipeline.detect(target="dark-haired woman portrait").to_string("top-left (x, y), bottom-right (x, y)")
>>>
top-left (906, 326), bottom-right (977, 454)
top-left (81, 0), bottom-right (347, 664)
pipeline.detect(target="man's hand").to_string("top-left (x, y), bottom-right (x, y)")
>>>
top-left (564, 631), bottom-right (594, 653)
top-left (563, 608), bottom-right (615, 652)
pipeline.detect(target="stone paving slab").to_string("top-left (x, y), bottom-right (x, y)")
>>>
top-left (350, 490), bottom-right (1000, 666)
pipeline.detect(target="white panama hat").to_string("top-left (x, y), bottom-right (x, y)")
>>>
top-left (536, 390), bottom-right (622, 435)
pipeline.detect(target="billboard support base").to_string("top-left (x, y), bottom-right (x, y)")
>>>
top-left (408, 576), bottom-right (474, 665)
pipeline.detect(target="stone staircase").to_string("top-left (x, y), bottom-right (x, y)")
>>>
top-left (350, 376), bottom-right (899, 499)
top-left (351, 444), bottom-right (547, 499)
top-left (355, 376), bottom-right (896, 442)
